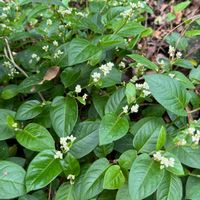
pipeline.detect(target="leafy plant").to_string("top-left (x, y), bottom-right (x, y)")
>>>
top-left (0, 0), bottom-right (200, 199)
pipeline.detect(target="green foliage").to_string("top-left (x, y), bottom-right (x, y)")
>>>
top-left (0, 0), bottom-right (200, 199)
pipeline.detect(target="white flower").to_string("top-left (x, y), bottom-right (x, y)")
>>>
top-left (75, 85), bottom-right (82, 93)
top-left (54, 151), bottom-right (63, 159)
top-left (31, 53), bottom-right (37, 59)
top-left (99, 62), bottom-right (113, 76)
top-left (135, 83), bottom-right (143, 90)
top-left (168, 45), bottom-right (175, 57)
top-left (122, 105), bottom-right (129, 114)
top-left (67, 174), bottom-right (75, 184)
top-left (3, 6), bottom-right (10, 11)
top-left (160, 157), bottom-right (175, 168)
top-left (153, 151), bottom-right (162, 161)
top-left (42, 45), bottom-right (49, 52)
top-left (131, 104), bottom-right (139, 113)
top-left (82, 93), bottom-right (88, 101)
top-left (176, 139), bottom-right (187, 146)
top-left (130, 2), bottom-right (137, 9)
top-left (143, 82), bottom-right (149, 90)
top-left (91, 72), bottom-right (101, 82)
top-left (66, 135), bottom-right (76, 143)
top-left (169, 73), bottom-right (175, 78)
top-left (188, 127), bottom-right (196, 135)
top-left (54, 50), bottom-right (63, 58)
top-left (46, 19), bottom-right (52, 26)
top-left (176, 52), bottom-right (182, 59)
top-left (143, 90), bottom-right (151, 97)
top-left (53, 40), bottom-right (58, 46)
top-left (119, 61), bottom-right (126, 69)
top-left (192, 131), bottom-right (200, 145)
top-left (12, 123), bottom-right (18, 128)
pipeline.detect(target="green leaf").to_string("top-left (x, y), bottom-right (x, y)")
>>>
top-left (60, 153), bottom-right (80, 176)
top-left (185, 30), bottom-right (200, 37)
top-left (105, 87), bottom-right (126, 114)
top-left (133, 117), bottom-right (164, 153)
top-left (99, 113), bottom-right (129, 145)
top-left (99, 34), bottom-right (124, 48)
top-left (55, 183), bottom-right (76, 200)
top-left (129, 154), bottom-right (164, 200)
top-left (189, 65), bottom-right (200, 84)
top-left (156, 126), bottom-right (166, 151)
top-left (118, 149), bottom-right (137, 170)
top-left (125, 82), bottom-right (136, 104)
top-left (26, 150), bottom-right (62, 192)
top-left (145, 74), bottom-right (190, 116)
top-left (94, 143), bottom-right (114, 158)
top-left (1, 84), bottom-right (18, 100)
top-left (186, 171), bottom-right (200, 200)
top-left (166, 13), bottom-right (176, 22)
top-left (67, 38), bottom-right (102, 66)
top-left (70, 121), bottom-right (100, 158)
top-left (0, 109), bottom-right (16, 140)
top-left (163, 152), bottom-right (184, 176)
top-left (16, 100), bottom-right (43, 120)
top-left (116, 184), bottom-right (131, 200)
top-left (157, 171), bottom-right (182, 200)
top-left (128, 54), bottom-right (159, 71)
top-left (0, 161), bottom-right (26, 199)
top-left (81, 158), bottom-right (110, 200)
top-left (174, 1), bottom-right (191, 13)
top-left (16, 123), bottom-right (55, 152)
top-left (50, 96), bottom-right (78, 137)
top-left (103, 165), bottom-right (125, 189)
top-left (60, 67), bottom-right (81, 88)
top-left (171, 146), bottom-right (200, 169)
top-left (173, 59), bottom-right (194, 69)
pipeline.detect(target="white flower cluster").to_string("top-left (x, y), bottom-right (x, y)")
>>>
top-left (187, 127), bottom-right (200, 145)
top-left (54, 135), bottom-right (76, 159)
top-left (130, 1), bottom-right (145, 9)
top-left (168, 45), bottom-right (182, 58)
top-left (119, 61), bottom-right (126, 69)
top-left (29, 53), bottom-right (40, 64)
top-left (122, 104), bottom-right (139, 114)
top-left (3, 61), bottom-right (19, 78)
top-left (91, 62), bottom-right (114, 83)
top-left (53, 40), bottom-right (58, 46)
top-left (135, 82), bottom-right (151, 97)
top-left (54, 50), bottom-right (63, 58)
top-left (153, 151), bottom-right (175, 169)
top-left (176, 138), bottom-right (187, 146)
top-left (67, 174), bottom-right (75, 185)
top-left (46, 19), bottom-right (52, 26)
top-left (58, 8), bottom-right (73, 15)
top-left (75, 85), bottom-right (82, 93)
top-left (42, 45), bottom-right (49, 52)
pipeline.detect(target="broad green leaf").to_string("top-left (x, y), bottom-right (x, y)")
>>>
top-left (173, 59), bottom-right (194, 69)
top-left (185, 30), bottom-right (200, 37)
top-left (125, 82), bottom-right (136, 104)
top-left (157, 171), bottom-right (182, 200)
top-left (189, 65), bottom-right (200, 84)
top-left (171, 146), bottom-right (200, 169)
top-left (16, 123), bottom-right (55, 152)
top-left (94, 143), bottom-right (114, 158)
top-left (174, 1), bottom-right (191, 13)
top-left (60, 67), bottom-right (81, 88)
top-left (0, 141), bottom-right (9, 159)
top-left (103, 165), bottom-right (125, 189)
top-left (156, 126), bottom-right (166, 151)
top-left (0, 109), bottom-right (16, 140)
top-left (0, 161), bottom-right (26, 199)
top-left (186, 171), bottom-right (200, 200)
top-left (60, 153), bottom-right (80, 176)
top-left (81, 158), bottom-right (110, 200)
top-left (166, 13), bottom-right (176, 22)
top-left (55, 183), bottom-right (76, 200)
top-left (1, 84), bottom-right (18, 100)
top-left (133, 117), bottom-right (164, 153)
top-left (99, 113), bottom-right (129, 145)
top-left (16, 100), bottom-right (43, 120)
top-left (129, 154), bottom-right (164, 200)
top-left (128, 54), bottom-right (159, 71)
top-left (67, 38), bottom-right (102, 66)
top-left (18, 194), bottom-right (38, 200)
top-left (50, 96), bottom-right (78, 137)
top-left (105, 87), bottom-right (126, 114)
top-left (163, 152), bottom-right (184, 176)
top-left (142, 105), bottom-right (165, 117)
top-left (99, 34), bottom-right (124, 48)
top-left (116, 184), bottom-right (131, 200)
top-left (118, 149), bottom-right (137, 170)
top-left (70, 121), bottom-right (100, 158)
top-left (145, 74), bottom-right (190, 116)
top-left (26, 150), bottom-right (62, 192)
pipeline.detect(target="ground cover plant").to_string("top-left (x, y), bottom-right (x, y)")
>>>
top-left (0, 0), bottom-right (200, 199)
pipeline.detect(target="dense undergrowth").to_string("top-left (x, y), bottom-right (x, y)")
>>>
top-left (0, 0), bottom-right (200, 199)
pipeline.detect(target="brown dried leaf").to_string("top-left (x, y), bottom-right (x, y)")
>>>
top-left (39, 66), bottom-right (60, 85)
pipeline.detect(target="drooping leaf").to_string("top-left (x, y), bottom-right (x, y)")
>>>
top-left (55, 183), bottom-right (76, 200)
top-left (16, 123), bottom-right (55, 152)
top-left (129, 154), bottom-right (164, 200)
top-left (145, 74), bottom-right (190, 116)
top-left (99, 113), bottom-right (129, 145)
top-left (156, 126), bottom-right (167, 151)
top-left (26, 150), bottom-right (62, 192)
top-left (0, 161), bottom-right (26, 199)
top-left (50, 96), bottom-right (78, 137)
